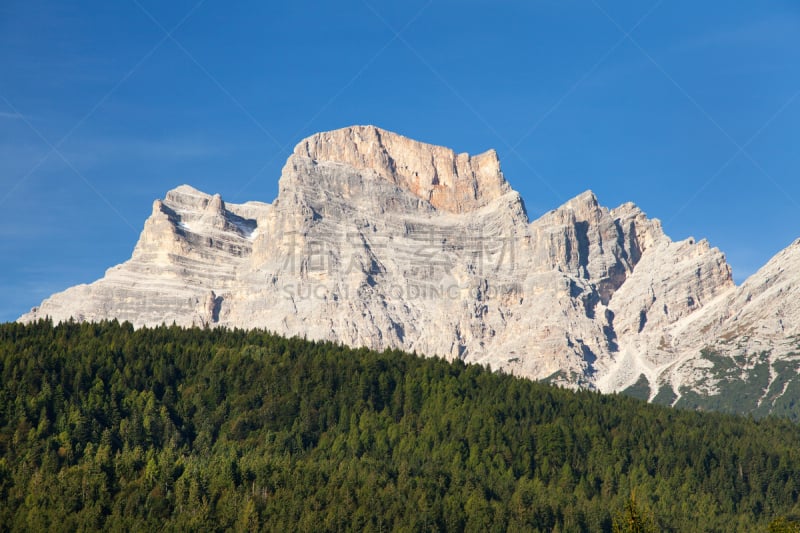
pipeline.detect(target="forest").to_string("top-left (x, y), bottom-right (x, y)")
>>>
top-left (1, 319), bottom-right (800, 531)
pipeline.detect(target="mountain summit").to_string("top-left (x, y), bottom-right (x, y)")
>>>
top-left (294, 126), bottom-right (511, 213)
top-left (20, 126), bottom-right (800, 405)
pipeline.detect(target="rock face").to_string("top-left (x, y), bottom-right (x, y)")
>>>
top-left (293, 126), bottom-right (510, 213)
top-left (19, 125), bottom-right (800, 399)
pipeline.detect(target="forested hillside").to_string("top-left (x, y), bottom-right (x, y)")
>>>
top-left (1, 320), bottom-right (800, 531)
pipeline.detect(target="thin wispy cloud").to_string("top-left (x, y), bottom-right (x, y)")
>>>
top-left (0, 111), bottom-right (25, 120)
top-left (73, 137), bottom-right (233, 161)
top-left (0, 136), bottom-right (232, 179)
top-left (674, 16), bottom-right (800, 52)
top-left (0, 224), bottom-right (54, 239)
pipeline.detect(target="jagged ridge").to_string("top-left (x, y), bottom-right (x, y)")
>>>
top-left (19, 126), bottom-right (800, 403)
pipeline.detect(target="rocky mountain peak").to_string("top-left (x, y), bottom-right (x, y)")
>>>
top-left (164, 184), bottom-right (210, 209)
top-left (291, 125), bottom-right (511, 214)
top-left (564, 189), bottom-right (600, 215)
top-left (19, 126), bottom-right (799, 404)
top-left (207, 193), bottom-right (225, 213)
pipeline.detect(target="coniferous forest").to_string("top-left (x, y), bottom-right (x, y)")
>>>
top-left (2, 320), bottom-right (800, 531)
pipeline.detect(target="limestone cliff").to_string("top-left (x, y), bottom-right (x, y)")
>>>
top-left (19, 126), bottom-right (798, 396)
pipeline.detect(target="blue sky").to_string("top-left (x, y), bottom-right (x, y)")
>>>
top-left (1, 0), bottom-right (799, 322)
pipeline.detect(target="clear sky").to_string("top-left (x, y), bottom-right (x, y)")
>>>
top-left (1, 0), bottom-right (799, 322)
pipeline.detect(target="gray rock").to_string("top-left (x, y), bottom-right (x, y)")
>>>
top-left (19, 125), bottom-right (798, 395)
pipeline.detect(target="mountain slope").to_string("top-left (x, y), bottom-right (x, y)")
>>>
top-left (640, 239), bottom-right (800, 414)
top-left (19, 126), bottom-right (800, 407)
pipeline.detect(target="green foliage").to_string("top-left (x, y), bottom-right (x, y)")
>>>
top-left (621, 375), bottom-right (650, 402)
top-left (669, 349), bottom-right (800, 421)
top-left (650, 384), bottom-right (677, 406)
top-left (769, 517), bottom-right (800, 532)
top-left (612, 492), bottom-right (657, 533)
top-left (1, 319), bottom-right (800, 531)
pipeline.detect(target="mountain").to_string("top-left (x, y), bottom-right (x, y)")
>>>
top-left (19, 126), bottom-right (800, 412)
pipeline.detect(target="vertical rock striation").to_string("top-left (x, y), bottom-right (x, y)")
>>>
top-left (19, 126), bottom-right (800, 396)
